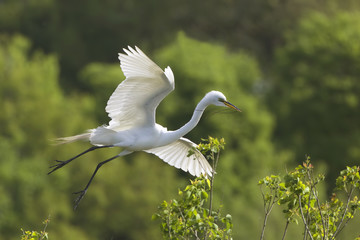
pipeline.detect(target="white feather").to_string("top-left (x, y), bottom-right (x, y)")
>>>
top-left (145, 137), bottom-right (213, 177)
top-left (106, 46), bottom-right (174, 131)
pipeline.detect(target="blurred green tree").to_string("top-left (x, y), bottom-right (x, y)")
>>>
top-left (269, 11), bottom-right (360, 184)
top-left (2, 0), bottom-right (360, 91)
top-left (0, 34), bottom-right (98, 240)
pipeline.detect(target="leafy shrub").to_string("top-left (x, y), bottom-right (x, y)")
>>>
top-left (259, 156), bottom-right (360, 240)
top-left (153, 137), bottom-right (233, 239)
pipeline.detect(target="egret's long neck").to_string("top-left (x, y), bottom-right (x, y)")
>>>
top-left (163, 97), bottom-right (209, 144)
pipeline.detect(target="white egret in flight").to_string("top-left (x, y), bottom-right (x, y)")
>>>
top-left (49, 46), bottom-right (241, 209)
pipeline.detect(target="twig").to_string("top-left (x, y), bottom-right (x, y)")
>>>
top-left (306, 171), bottom-right (327, 239)
top-left (260, 210), bottom-right (271, 240)
top-left (331, 187), bottom-right (355, 239)
top-left (259, 187), bottom-right (277, 240)
top-left (209, 150), bottom-right (220, 217)
top-left (303, 188), bottom-right (312, 240)
top-left (281, 219), bottom-right (290, 240)
top-left (167, 205), bottom-right (172, 239)
top-left (179, 207), bottom-right (201, 240)
top-left (299, 195), bottom-right (314, 240)
top-left (206, 150), bottom-right (220, 240)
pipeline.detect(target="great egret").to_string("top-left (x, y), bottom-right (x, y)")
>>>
top-left (49, 46), bottom-right (241, 208)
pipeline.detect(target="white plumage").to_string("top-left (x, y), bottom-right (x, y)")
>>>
top-left (144, 137), bottom-right (213, 177)
top-left (51, 46), bottom-right (241, 208)
top-left (106, 47), bottom-right (174, 131)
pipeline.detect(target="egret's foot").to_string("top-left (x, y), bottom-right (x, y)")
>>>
top-left (73, 189), bottom-right (87, 210)
top-left (48, 160), bottom-right (72, 174)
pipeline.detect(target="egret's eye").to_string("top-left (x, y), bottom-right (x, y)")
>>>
top-left (218, 98), bottom-right (225, 102)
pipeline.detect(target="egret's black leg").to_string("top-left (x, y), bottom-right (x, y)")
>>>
top-left (72, 153), bottom-right (122, 210)
top-left (48, 145), bottom-right (113, 175)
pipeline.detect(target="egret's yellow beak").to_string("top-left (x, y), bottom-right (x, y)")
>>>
top-left (224, 101), bottom-right (241, 112)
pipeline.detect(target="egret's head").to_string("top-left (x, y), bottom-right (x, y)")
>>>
top-left (206, 91), bottom-right (241, 112)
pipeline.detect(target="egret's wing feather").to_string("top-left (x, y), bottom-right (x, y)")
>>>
top-left (144, 138), bottom-right (213, 177)
top-left (106, 46), bottom-right (175, 131)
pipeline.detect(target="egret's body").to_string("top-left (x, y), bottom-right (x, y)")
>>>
top-left (50, 46), bottom-right (241, 208)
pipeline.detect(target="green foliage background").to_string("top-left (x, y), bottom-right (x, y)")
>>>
top-left (0, 0), bottom-right (359, 239)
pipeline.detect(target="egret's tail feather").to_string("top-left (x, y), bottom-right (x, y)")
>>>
top-left (90, 126), bottom-right (119, 146)
top-left (54, 133), bottom-right (91, 145)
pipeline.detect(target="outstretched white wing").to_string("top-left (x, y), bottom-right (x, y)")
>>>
top-left (106, 46), bottom-right (175, 131)
top-left (144, 138), bottom-right (213, 177)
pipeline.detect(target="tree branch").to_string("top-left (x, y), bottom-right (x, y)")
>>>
top-left (331, 187), bottom-right (355, 239)
top-left (299, 194), bottom-right (314, 240)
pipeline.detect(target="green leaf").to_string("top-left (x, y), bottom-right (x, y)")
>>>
top-left (201, 190), bottom-right (209, 199)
